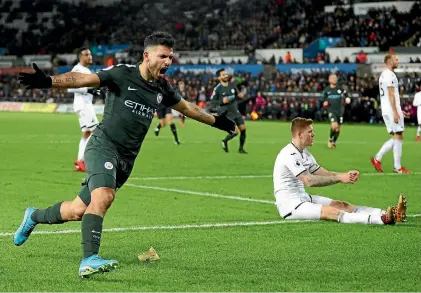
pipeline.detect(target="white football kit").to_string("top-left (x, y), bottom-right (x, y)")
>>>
top-left (68, 63), bottom-right (99, 132)
top-left (273, 143), bottom-right (332, 220)
top-left (379, 69), bottom-right (404, 133)
top-left (413, 92), bottom-right (421, 125)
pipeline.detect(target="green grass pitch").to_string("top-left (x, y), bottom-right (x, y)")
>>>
top-left (0, 112), bottom-right (420, 291)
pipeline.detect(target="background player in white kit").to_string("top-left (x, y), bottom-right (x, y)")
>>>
top-left (273, 117), bottom-right (407, 225)
top-left (413, 89), bottom-right (421, 142)
top-left (370, 53), bottom-right (411, 174)
top-left (68, 48), bottom-right (102, 172)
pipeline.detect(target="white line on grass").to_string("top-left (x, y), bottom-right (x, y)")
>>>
top-left (130, 172), bottom-right (421, 181)
top-left (0, 220), bottom-right (310, 237)
top-left (125, 184), bottom-right (421, 219)
top-left (1, 215), bottom-right (420, 238)
top-left (125, 183), bottom-right (274, 204)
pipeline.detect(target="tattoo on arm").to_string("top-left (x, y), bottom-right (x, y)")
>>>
top-left (52, 78), bottom-right (63, 84)
top-left (66, 77), bottom-right (76, 85)
top-left (306, 174), bottom-right (340, 187)
top-left (51, 73), bottom-right (97, 88)
top-left (52, 77), bottom-right (75, 85)
top-left (192, 105), bottom-right (214, 123)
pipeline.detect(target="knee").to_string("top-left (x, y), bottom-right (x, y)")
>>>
top-left (320, 205), bottom-right (341, 221)
top-left (340, 201), bottom-right (352, 211)
top-left (71, 205), bottom-right (86, 221)
top-left (69, 201), bottom-right (87, 221)
top-left (330, 200), bottom-right (346, 210)
top-left (91, 188), bottom-right (115, 211)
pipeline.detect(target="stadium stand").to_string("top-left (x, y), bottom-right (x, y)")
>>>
top-left (0, 0), bottom-right (420, 125)
top-left (1, 0), bottom-right (420, 54)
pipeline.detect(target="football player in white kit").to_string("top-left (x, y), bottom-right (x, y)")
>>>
top-left (68, 48), bottom-right (101, 172)
top-left (370, 53), bottom-right (411, 173)
top-left (413, 89), bottom-right (421, 142)
top-left (273, 117), bottom-right (407, 224)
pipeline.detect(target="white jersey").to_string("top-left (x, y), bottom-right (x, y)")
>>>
top-left (273, 143), bottom-right (320, 216)
top-left (68, 63), bottom-right (93, 112)
top-left (379, 69), bottom-right (401, 116)
top-left (413, 92), bottom-right (421, 124)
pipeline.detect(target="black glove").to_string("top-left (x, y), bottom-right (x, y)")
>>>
top-left (18, 63), bottom-right (52, 89)
top-left (87, 88), bottom-right (102, 97)
top-left (212, 110), bottom-right (236, 134)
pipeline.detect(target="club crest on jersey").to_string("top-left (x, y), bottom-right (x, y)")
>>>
top-left (231, 89), bottom-right (235, 93)
top-left (104, 162), bottom-right (114, 170)
top-left (157, 93), bottom-right (163, 104)
top-left (337, 89), bottom-right (341, 94)
top-left (295, 160), bottom-right (301, 166)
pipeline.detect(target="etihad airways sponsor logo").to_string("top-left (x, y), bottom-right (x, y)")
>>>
top-left (124, 100), bottom-right (156, 119)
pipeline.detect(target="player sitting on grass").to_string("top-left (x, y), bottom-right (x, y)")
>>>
top-left (273, 117), bottom-right (407, 225)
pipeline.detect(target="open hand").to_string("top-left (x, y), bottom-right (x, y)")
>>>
top-left (18, 63), bottom-right (52, 89)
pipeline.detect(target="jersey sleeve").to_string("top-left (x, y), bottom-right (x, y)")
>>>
top-left (160, 79), bottom-right (182, 107)
top-left (210, 86), bottom-right (222, 105)
top-left (96, 65), bottom-right (126, 89)
top-left (322, 88), bottom-right (328, 100)
top-left (284, 152), bottom-right (307, 177)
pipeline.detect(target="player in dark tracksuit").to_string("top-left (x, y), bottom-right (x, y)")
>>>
top-left (322, 73), bottom-right (350, 149)
top-left (210, 68), bottom-right (247, 154)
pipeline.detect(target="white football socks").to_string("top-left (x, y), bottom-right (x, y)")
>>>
top-left (393, 139), bottom-right (402, 170)
top-left (338, 212), bottom-right (384, 225)
top-left (354, 206), bottom-right (384, 216)
top-left (77, 137), bottom-right (87, 161)
top-left (375, 138), bottom-right (394, 161)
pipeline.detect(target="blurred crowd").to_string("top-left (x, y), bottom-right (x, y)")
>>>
top-left (0, 0), bottom-right (420, 55)
top-left (1, 69), bottom-right (419, 124)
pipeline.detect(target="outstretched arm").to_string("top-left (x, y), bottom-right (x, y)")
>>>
top-left (51, 72), bottom-right (100, 88)
top-left (19, 63), bottom-right (100, 89)
top-left (172, 98), bottom-right (237, 134)
top-left (172, 98), bottom-right (215, 125)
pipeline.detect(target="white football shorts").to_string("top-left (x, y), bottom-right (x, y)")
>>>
top-left (276, 194), bottom-right (333, 220)
top-left (382, 113), bottom-right (404, 134)
top-left (76, 103), bottom-right (98, 132)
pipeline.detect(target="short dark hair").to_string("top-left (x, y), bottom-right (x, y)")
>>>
top-left (216, 68), bottom-right (225, 77)
top-left (144, 31), bottom-right (175, 49)
top-left (77, 47), bottom-right (89, 59)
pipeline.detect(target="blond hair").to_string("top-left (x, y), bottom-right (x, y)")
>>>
top-left (291, 117), bottom-right (313, 136)
top-left (384, 52), bottom-right (396, 64)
